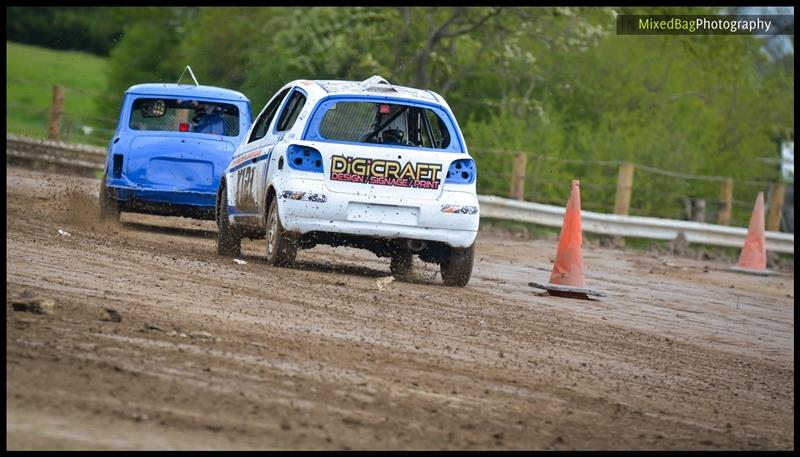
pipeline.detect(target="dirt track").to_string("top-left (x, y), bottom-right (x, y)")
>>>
top-left (6, 165), bottom-right (795, 450)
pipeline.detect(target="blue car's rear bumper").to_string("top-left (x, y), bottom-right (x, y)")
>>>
top-left (108, 184), bottom-right (216, 208)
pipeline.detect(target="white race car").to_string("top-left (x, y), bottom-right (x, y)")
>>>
top-left (217, 76), bottom-right (479, 286)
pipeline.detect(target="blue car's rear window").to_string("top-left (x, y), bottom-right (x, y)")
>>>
top-left (129, 98), bottom-right (240, 136)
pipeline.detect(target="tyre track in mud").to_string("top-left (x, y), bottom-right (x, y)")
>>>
top-left (6, 166), bottom-right (794, 450)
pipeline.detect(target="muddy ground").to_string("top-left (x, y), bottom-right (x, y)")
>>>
top-left (5, 165), bottom-right (794, 450)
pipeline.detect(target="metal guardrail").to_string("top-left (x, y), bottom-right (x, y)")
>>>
top-left (5, 134), bottom-right (795, 254)
top-left (479, 195), bottom-right (794, 254)
top-left (6, 133), bottom-right (106, 171)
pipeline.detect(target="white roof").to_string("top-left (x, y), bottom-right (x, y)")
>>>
top-left (310, 76), bottom-right (439, 103)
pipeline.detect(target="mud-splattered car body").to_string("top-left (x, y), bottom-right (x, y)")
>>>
top-left (217, 76), bottom-right (479, 286)
top-left (100, 84), bottom-right (252, 220)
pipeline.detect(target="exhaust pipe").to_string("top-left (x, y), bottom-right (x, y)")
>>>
top-left (406, 239), bottom-right (427, 252)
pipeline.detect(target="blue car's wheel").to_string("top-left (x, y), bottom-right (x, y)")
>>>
top-left (217, 185), bottom-right (241, 257)
top-left (98, 174), bottom-right (120, 222)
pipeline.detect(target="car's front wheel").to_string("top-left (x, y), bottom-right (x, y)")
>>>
top-left (440, 244), bottom-right (475, 287)
top-left (98, 174), bottom-right (120, 222)
top-left (265, 197), bottom-right (296, 267)
top-left (217, 185), bottom-right (241, 257)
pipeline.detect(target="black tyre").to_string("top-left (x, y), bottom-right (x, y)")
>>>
top-left (98, 174), bottom-right (120, 222)
top-left (440, 244), bottom-right (475, 287)
top-left (216, 185), bottom-right (241, 257)
top-left (265, 197), bottom-right (296, 267)
top-left (390, 250), bottom-right (414, 281)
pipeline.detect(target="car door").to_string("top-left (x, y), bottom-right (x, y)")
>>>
top-left (253, 87), bottom-right (308, 225)
top-left (230, 88), bottom-right (290, 222)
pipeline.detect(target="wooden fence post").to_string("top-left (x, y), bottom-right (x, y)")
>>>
top-left (717, 178), bottom-right (734, 226)
top-left (613, 162), bottom-right (635, 215)
top-left (510, 153), bottom-right (528, 201)
top-left (47, 85), bottom-right (65, 140)
top-left (690, 199), bottom-right (706, 222)
top-left (766, 182), bottom-right (785, 231)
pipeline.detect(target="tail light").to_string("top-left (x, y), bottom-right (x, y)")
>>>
top-left (445, 158), bottom-right (476, 184)
top-left (112, 154), bottom-right (124, 178)
top-left (287, 144), bottom-right (323, 173)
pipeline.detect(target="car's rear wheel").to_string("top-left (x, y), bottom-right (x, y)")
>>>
top-left (98, 174), bottom-right (120, 222)
top-left (217, 185), bottom-right (241, 257)
top-left (390, 251), bottom-right (414, 281)
top-left (440, 244), bottom-right (475, 287)
top-left (265, 197), bottom-right (296, 267)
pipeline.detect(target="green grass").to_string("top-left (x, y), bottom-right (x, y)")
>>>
top-left (6, 41), bottom-right (117, 146)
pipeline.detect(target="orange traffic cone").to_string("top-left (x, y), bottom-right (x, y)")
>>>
top-left (730, 192), bottom-right (776, 276)
top-left (529, 180), bottom-right (605, 299)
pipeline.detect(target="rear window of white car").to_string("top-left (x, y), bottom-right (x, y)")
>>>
top-left (129, 98), bottom-right (240, 136)
top-left (317, 101), bottom-right (451, 149)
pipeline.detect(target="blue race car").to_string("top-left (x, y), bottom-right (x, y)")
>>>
top-left (99, 83), bottom-right (252, 221)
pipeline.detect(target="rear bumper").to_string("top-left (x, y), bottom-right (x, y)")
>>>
top-left (106, 179), bottom-right (216, 208)
top-left (276, 178), bottom-right (479, 248)
top-left (282, 217), bottom-right (478, 248)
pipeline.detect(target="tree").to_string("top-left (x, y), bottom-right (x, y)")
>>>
top-left (98, 7), bottom-right (198, 119)
top-left (6, 7), bottom-right (125, 56)
top-left (96, 6), bottom-right (793, 225)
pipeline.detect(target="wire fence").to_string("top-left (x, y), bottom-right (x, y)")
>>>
top-left (471, 147), bottom-right (785, 229)
top-left (6, 80), bottom-right (788, 230)
top-left (7, 78), bottom-right (118, 148)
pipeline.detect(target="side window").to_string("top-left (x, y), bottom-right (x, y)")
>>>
top-left (275, 90), bottom-right (307, 132)
top-left (426, 109), bottom-right (450, 149)
top-left (248, 88), bottom-right (290, 143)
